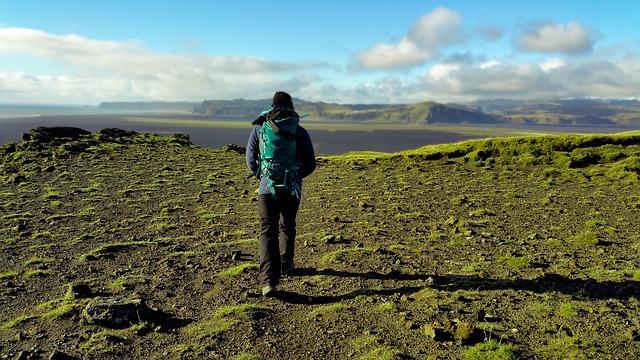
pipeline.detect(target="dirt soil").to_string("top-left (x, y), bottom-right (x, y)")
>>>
top-left (0, 128), bottom-right (639, 359)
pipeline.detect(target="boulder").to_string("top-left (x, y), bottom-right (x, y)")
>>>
top-left (168, 133), bottom-right (192, 145)
top-left (22, 127), bottom-right (90, 143)
top-left (220, 144), bottom-right (246, 154)
top-left (82, 297), bottom-right (151, 327)
top-left (57, 140), bottom-right (98, 155)
top-left (98, 128), bottom-right (138, 142)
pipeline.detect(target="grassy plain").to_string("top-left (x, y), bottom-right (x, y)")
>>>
top-left (0, 128), bottom-right (638, 359)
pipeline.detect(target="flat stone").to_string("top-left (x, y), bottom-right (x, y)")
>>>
top-left (82, 297), bottom-right (151, 327)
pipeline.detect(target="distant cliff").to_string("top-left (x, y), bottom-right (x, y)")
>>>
top-left (97, 98), bottom-right (640, 125)
top-left (193, 99), bottom-right (504, 124)
top-left (193, 99), bottom-right (272, 119)
top-left (472, 99), bottom-right (640, 125)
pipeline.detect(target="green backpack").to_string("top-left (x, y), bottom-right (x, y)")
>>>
top-left (258, 107), bottom-right (301, 198)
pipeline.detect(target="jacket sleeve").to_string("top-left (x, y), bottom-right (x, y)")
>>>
top-left (246, 126), bottom-right (260, 176)
top-left (297, 127), bottom-right (316, 178)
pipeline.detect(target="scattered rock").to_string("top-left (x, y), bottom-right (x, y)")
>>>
top-left (57, 140), bottom-right (98, 155)
top-left (454, 321), bottom-right (484, 345)
top-left (14, 221), bottom-right (28, 232)
top-left (48, 351), bottom-right (76, 360)
top-left (321, 234), bottom-right (347, 244)
top-left (14, 350), bottom-right (30, 360)
top-left (168, 133), bottom-right (192, 145)
top-left (10, 174), bottom-right (27, 184)
top-left (359, 201), bottom-right (373, 210)
top-left (13, 348), bottom-right (44, 360)
top-left (220, 144), bottom-right (246, 154)
top-left (321, 235), bottom-right (336, 244)
top-left (405, 321), bottom-right (418, 329)
top-left (67, 283), bottom-right (92, 299)
top-left (477, 309), bottom-right (502, 322)
top-left (422, 324), bottom-right (451, 342)
top-left (528, 233), bottom-right (542, 240)
top-left (373, 247), bottom-right (394, 255)
top-left (82, 297), bottom-right (151, 327)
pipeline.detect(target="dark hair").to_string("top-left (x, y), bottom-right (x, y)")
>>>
top-left (272, 91), bottom-right (294, 109)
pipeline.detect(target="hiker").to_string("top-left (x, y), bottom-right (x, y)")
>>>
top-left (246, 91), bottom-right (316, 296)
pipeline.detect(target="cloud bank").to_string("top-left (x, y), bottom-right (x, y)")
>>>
top-left (297, 54), bottom-right (640, 104)
top-left (0, 27), bottom-right (325, 102)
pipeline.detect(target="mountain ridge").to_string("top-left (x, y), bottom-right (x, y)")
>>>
top-left (100, 99), bottom-right (504, 124)
top-left (98, 97), bottom-right (640, 125)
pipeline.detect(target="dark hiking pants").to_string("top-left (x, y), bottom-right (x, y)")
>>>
top-left (258, 192), bottom-right (300, 286)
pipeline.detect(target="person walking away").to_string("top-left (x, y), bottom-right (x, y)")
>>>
top-left (246, 91), bottom-right (316, 297)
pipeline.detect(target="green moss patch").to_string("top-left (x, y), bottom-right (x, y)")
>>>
top-left (184, 304), bottom-right (268, 340)
top-left (464, 339), bottom-right (516, 360)
top-left (217, 263), bottom-right (258, 277)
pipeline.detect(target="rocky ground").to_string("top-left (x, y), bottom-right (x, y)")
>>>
top-left (0, 127), bottom-right (639, 359)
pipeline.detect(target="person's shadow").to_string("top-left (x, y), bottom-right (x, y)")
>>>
top-left (275, 268), bottom-right (640, 304)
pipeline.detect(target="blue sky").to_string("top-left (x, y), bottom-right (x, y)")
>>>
top-left (0, 0), bottom-right (639, 104)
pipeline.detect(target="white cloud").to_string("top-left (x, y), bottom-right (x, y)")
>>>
top-left (353, 7), bottom-right (462, 70)
top-left (518, 22), bottom-right (595, 54)
top-left (539, 58), bottom-right (565, 72)
top-left (479, 60), bottom-right (501, 69)
top-left (417, 56), bottom-right (640, 100)
top-left (407, 7), bottom-right (463, 49)
top-left (0, 27), bottom-right (326, 102)
top-left (355, 38), bottom-right (429, 69)
top-left (427, 63), bottom-right (459, 81)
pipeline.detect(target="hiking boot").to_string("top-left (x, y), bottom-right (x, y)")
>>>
top-left (261, 285), bottom-right (277, 297)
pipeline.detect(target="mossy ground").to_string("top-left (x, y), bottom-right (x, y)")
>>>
top-left (0, 130), bottom-right (639, 358)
